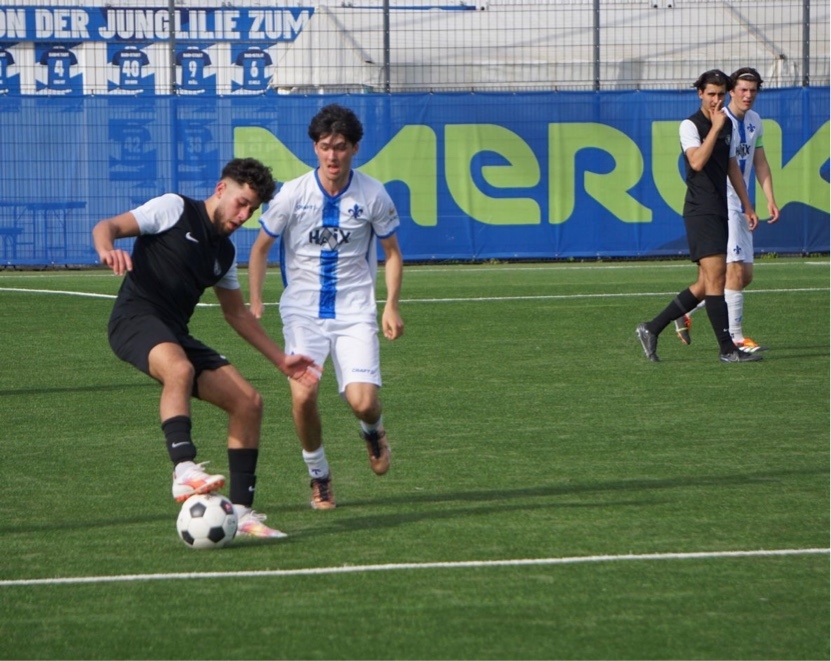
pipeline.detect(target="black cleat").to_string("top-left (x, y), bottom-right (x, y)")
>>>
top-left (636, 323), bottom-right (660, 362)
top-left (719, 349), bottom-right (763, 363)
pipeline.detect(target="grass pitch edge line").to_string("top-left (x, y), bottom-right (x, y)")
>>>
top-left (1, 548), bottom-right (827, 588)
top-left (0, 286), bottom-right (826, 306)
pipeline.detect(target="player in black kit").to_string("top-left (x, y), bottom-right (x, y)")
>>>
top-left (635, 70), bottom-right (761, 364)
top-left (92, 158), bottom-right (322, 538)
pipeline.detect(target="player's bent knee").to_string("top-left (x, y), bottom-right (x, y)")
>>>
top-left (223, 386), bottom-right (263, 420)
top-left (157, 359), bottom-right (196, 387)
top-left (243, 389), bottom-right (264, 417)
top-left (350, 397), bottom-right (381, 422)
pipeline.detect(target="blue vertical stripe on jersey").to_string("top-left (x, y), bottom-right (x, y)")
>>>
top-left (322, 197), bottom-right (340, 228)
top-left (738, 118), bottom-right (748, 176)
top-left (279, 238), bottom-right (288, 288)
top-left (319, 250), bottom-right (338, 318)
top-left (727, 107), bottom-right (749, 177)
top-left (318, 197), bottom-right (340, 318)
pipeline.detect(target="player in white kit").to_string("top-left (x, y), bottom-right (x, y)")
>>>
top-left (674, 67), bottom-right (779, 351)
top-left (248, 104), bottom-right (404, 509)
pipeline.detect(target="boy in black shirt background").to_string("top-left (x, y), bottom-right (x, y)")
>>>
top-left (636, 70), bottom-right (761, 364)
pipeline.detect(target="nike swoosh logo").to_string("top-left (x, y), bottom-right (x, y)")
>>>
top-left (170, 441), bottom-right (190, 448)
top-left (185, 232), bottom-right (199, 243)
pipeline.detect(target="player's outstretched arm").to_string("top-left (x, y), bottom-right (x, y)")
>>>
top-left (215, 285), bottom-right (322, 386)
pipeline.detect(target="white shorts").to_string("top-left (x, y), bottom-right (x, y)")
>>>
top-left (726, 206), bottom-right (754, 264)
top-left (282, 314), bottom-right (381, 394)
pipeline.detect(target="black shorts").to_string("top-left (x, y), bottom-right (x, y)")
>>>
top-left (108, 313), bottom-right (230, 382)
top-left (683, 213), bottom-right (728, 263)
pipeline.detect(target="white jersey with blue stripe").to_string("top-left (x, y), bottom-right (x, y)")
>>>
top-left (259, 168), bottom-right (400, 322)
top-left (724, 107), bottom-right (763, 212)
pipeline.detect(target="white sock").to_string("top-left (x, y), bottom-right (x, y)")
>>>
top-left (360, 416), bottom-right (382, 435)
top-left (303, 446), bottom-right (330, 479)
top-left (687, 299), bottom-right (706, 317)
top-left (233, 504), bottom-right (252, 518)
top-left (725, 288), bottom-right (744, 341)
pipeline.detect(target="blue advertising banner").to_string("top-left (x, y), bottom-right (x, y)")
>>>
top-left (0, 90), bottom-right (827, 266)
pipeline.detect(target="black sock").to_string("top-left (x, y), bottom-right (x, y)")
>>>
top-left (229, 448), bottom-right (259, 508)
top-left (647, 288), bottom-right (701, 335)
top-left (162, 415), bottom-right (197, 465)
top-left (704, 295), bottom-right (735, 353)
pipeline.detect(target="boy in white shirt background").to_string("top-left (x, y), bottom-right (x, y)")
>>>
top-left (249, 104), bottom-right (404, 510)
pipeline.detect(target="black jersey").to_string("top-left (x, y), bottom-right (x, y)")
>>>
top-left (681, 109), bottom-right (733, 219)
top-left (110, 195), bottom-right (237, 334)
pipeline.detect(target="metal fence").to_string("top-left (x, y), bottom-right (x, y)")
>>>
top-left (0, 1), bottom-right (827, 266)
top-left (1, 1), bottom-right (827, 95)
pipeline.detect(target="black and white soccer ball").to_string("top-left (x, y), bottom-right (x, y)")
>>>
top-left (176, 494), bottom-right (237, 549)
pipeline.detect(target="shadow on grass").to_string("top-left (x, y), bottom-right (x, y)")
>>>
top-left (258, 466), bottom-right (828, 540)
top-left (0, 514), bottom-right (169, 535)
top-left (1, 467), bottom-right (824, 538)
top-left (274, 498), bottom-right (659, 544)
top-left (286, 466), bottom-right (827, 511)
top-left (0, 382), bottom-right (155, 397)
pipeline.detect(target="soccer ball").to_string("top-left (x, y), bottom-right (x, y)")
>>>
top-left (176, 494), bottom-right (238, 549)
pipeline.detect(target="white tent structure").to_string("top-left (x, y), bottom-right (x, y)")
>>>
top-left (268, 1), bottom-right (828, 92)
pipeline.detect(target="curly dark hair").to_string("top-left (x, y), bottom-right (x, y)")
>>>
top-left (308, 104), bottom-right (364, 145)
top-left (692, 69), bottom-right (732, 92)
top-left (220, 157), bottom-right (277, 204)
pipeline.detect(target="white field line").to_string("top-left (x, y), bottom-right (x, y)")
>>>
top-left (395, 287), bottom-right (827, 305)
top-left (0, 286), bottom-right (826, 307)
top-left (400, 261), bottom-right (831, 275)
top-left (0, 287), bottom-right (115, 299)
top-left (1, 548), bottom-right (827, 588)
top-left (0, 260), bottom-right (827, 280)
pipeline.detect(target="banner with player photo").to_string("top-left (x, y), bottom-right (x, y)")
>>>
top-left (0, 6), bottom-right (310, 96)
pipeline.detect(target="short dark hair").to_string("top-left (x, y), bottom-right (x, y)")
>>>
top-left (730, 67), bottom-right (764, 89)
top-left (220, 158), bottom-right (276, 204)
top-left (692, 69), bottom-right (732, 92)
top-left (308, 104), bottom-right (364, 145)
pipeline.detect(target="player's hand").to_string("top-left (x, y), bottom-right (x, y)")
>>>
top-left (249, 301), bottom-right (265, 319)
top-left (382, 307), bottom-right (404, 340)
top-left (745, 209), bottom-right (759, 231)
top-left (766, 202), bottom-right (781, 224)
top-left (100, 249), bottom-right (132, 276)
top-left (281, 354), bottom-right (323, 386)
top-left (710, 101), bottom-right (727, 130)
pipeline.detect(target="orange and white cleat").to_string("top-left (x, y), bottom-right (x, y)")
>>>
top-left (172, 461), bottom-right (225, 502)
top-left (734, 337), bottom-right (769, 353)
top-left (236, 509), bottom-right (287, 539)
top-left (674, 314), bottom-right (692, 346)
